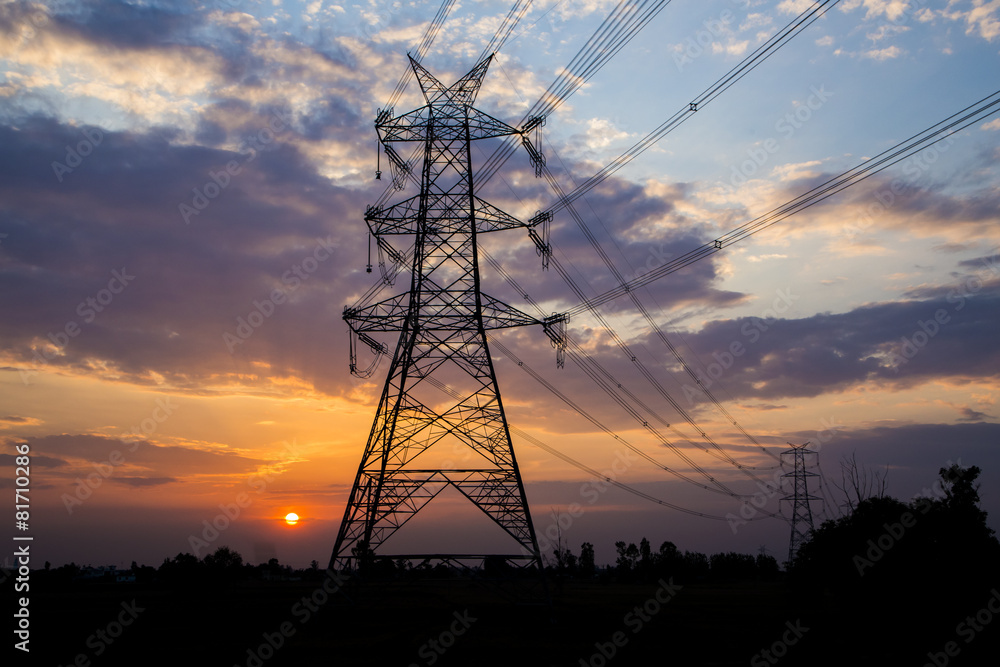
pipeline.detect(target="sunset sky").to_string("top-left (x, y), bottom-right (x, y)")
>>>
top-left (2, 0), bottom-right (999, 570)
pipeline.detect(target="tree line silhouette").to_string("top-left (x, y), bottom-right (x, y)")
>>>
top-left (550, 537), bottom-right (779, 584)
top-left (31, 463), bottom-right (998, 595)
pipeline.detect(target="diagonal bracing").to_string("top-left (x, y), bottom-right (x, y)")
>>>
top-left (331, 55), bottom-right (565, 574)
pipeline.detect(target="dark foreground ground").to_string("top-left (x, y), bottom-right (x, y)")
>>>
top-left (20, 575), bottom-right (1000, 666)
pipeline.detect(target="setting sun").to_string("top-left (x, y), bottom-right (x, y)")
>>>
top-left (284, 512), bottom-right (299, 526)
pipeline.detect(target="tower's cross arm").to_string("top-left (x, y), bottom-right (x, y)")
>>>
top-left (408, 53), bottom-right (494, 107)
top-left (380, 55), bottom-right (520, 142)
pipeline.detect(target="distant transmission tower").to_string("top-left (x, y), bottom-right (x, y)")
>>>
top-left (330, 55), bottom-right (565, 576)
top-left (781, 442), bottom-right (820, 565)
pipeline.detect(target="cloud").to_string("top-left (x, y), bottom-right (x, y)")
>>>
top-left (746, 254), bottom-right (788, 263)
top-left (0, 114), bottom-right (374, 397)
top-left (958, 253), bottom-right (1000, 273)
top-left (944, 0), bottom-right (1000, 42)
top-left (642, 284), bottom-right (1000, 405)
top-left (570, 117), bottom-right (631, 153)
top-left (114, 475), bottom-right (179, 487)
top-left (790, 422), bottom-right (1000, 475)
top-left (713, 39), bottom-right (750, 57)
top-left (0, 415), bottom-right (42, 429)
top-left (772, 160), bottom-right (823, 181)
top-left (753, 151), bottom-right (1000, 249)
top-left (778, 0), bottom-right (817, 13)
top-left (957, 406), bottom-right (992, 422)
top-left (864, 45), bottom-right (904, 60)
top-left (0, 3), bottom-right (227, 129)
top-left (0, 452), bottom-right (67, 467)
top-left (840, 0), bottom-right (912, 22)
top-left (11, 0), bottom-right (990, 431)
top-left (737, 403), bottom-right (788, 411)
top-left (16, 434), bottom-right (267, 479)
top-left (3, 1), bottom-right (700, 405)
top-left (739, 14), bottom-right (774, 32)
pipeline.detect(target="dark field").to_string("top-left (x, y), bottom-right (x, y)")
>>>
top-left (24, 574), bottom-right (1000, 666)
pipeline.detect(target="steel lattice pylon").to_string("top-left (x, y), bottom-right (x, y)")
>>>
top-left (781, 442), bottom-right (820, 565)
top-left (330, 55), bottom-right (564, 575)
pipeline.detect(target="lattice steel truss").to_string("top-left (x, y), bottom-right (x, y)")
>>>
top-left (330, 55), bottom-right (565, 574)
top-left (781, 442), bottom-right (820, 565)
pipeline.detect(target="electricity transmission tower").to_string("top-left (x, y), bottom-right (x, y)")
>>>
top-left (330, 55), bottom-right (565, 576)
top-left (781, 442), bottom-right (820, 565)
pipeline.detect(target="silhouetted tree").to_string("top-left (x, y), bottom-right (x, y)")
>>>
top-left (791, 464), bottom-right (1000, 662)
top-left (205, 545), bottom-right (243, 570)
top-left (579, 542), bottom-right (596, 579)
top-left (552, 540), bottom-right (578, 575)
top-left (615, 541), bottom-right (640, 578)
top-left (158, 552), bottom-right (205, 586)
top-left (638, 537), bottom-right (652, 579)
top-left (834, 450), bottom-right (889, 511)
top-left (755, 553), bottom-right (779, 580)
top-left (709, 552), bottom-right (757, 581)
top-left (654, 540), bottom-right (682, 578)
top-left (682, 550), bottom-right (709, 581)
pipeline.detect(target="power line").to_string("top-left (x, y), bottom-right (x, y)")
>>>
top-left (566, 88), bottom-right (1000, 315)
top-left (480, 0), bottom-right (534, 61)
top-left (475, 2), bottom-right (844, 474)
top-left (520, 88), bottom-right (1000, 490)
top-left (383, 0), bottom-right (459, 110)
top-left (426, 350), bottom-right (780, 522)
top-left (372, 0), bottom-right (536, 205)
top-left (543, 0), bottom-right (841, 214)
top-left (340, 2), bottom-right (1000, 538)
top-left (533, 161), bottom-right (782, 469)
top-left (480, 252), bottom-right (787, 508)
top-left (470, 89), bottom-right (1000, 514)
top-left (477, 0), bottom-right (674, 184)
